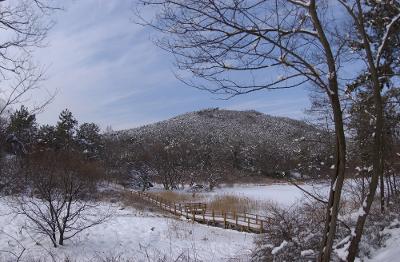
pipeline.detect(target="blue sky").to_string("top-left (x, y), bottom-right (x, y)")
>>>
top-left (32, 0), bottom-right (310, 130)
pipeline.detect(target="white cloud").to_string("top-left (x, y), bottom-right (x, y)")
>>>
top-left (19, 0), bottom-right (310, 130)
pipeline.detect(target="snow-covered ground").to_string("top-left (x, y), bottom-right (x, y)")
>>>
top-left (3, 182), bottom-right (326, 261)
top-left (366, 219), bottom-right (400, 262)
top-left (2, 182), bottom-right (396, 262)
top-left (0, 198), bottom-right (254, 261)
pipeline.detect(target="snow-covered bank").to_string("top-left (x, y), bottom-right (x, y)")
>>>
top-left (0, 199), bottom-right (254, 261)
top-left (366, 220), bottom-right (400, 262)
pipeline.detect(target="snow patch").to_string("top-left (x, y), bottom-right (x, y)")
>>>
top-left (271, 240), bottom-right (288, 255)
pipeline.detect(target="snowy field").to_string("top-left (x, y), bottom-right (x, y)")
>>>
top-left (2, 182), bottom-right (322, 261)
top-left (0, 198), bottom-right (253, 261)
top-left (0, 182), bottom-right (397, 261)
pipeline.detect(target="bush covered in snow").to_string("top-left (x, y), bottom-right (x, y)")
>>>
top-left (251, 200), bottom-right (327, 261)
top-left (252, 187), bottom-right (400, 262)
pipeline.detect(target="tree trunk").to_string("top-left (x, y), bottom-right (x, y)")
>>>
top-left (52, 232), bottom-right (57, 247)
top-left (347, 2), bottom-right (385, 260)
top-left (347, 79), bottom-right (384, 262)
top-left (380, 169), bottom-right (385, 213)
top-left (318, 94), bottom-right (347, 262)
top-left (59, 232), bottom-right (64, 245)
top-left (307, 2), bottom-right (348, 261)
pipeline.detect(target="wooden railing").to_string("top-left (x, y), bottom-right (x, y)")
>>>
top-left (134, 191), bottom-right (269, 234)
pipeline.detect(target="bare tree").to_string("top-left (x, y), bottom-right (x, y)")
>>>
top-left (0, 0), bottom-right (58, 116)
top-left (136, 1), bottom-right (351, 260)
top-left (12, 151), bottom-right (110, 248)
top-left (334, 1), bottom-right (400, 260)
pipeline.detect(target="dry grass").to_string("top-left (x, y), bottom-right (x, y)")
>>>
top-left (150, 191), bottom-right (267, 214)
top-left (223, 176), bottom-right (285, 186)
top-left (150, 191), bottom-right (206, 203)
top-left (119, 191), bottom-right (153, 211)
top-left (207, 194), bottom-right (265, 213)
top-left (98, 189), bottom-right (168, 214)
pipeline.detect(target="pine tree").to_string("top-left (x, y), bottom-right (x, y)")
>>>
top-left (7, 106), bottom-right (37, 149)
top-left (76, 122), bottom-right (102, 159)
top-left (55, 109), bottom-right (78, 150)
top-left (364, 0), bottom-right (400, 77)
top-left (36, 124), bottom-right (57, 151)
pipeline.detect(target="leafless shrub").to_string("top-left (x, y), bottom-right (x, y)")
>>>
top-left (352, 195), bottom-right (400, 259)
top-left (252, 201), bottom-right (330, 262)
top-left (0, 230), bottom-right (26, 262)
top-left (0, 157), bottom-right (23, 195)
top-left (12, 151), bottom-right (111, 248)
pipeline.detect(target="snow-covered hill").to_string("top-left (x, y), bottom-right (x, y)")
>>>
top-left (110, 109), bottom-right (331, 174)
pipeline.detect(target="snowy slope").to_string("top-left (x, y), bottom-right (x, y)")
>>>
top-left (366, 220), bottom-right (400, 262)
top-left (111, 108), bottom-right (327, 157)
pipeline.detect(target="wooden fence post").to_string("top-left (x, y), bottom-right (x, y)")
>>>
top-left (212, 209), bottom-right (215, 224)
top-left (223, 212), bottom-right (227, 229)
top-left (260, 220), bottom-right (264, 233)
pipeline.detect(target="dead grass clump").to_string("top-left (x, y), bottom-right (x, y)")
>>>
top-left (96, 188), bottom-right (152, 210)
top-left (150, 191), bottom-right (205, 203)
top-left (207, 194), bottom-right (262, 213)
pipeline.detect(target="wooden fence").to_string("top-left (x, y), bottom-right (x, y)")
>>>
top-left (134, 191), bottom-right (269, 234)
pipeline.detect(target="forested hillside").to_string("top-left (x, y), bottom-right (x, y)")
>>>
top-left (105, 108), bottom-right (334, 188)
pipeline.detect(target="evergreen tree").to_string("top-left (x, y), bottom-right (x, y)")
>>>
top-left (76, 122), bottom-right (102, 159)
top-left (7, 106), bottom-right (37, 149)
top-left (55, 109), bottom-right (78, 150)
top-left (364, 0), bottom-right (400, 77)
top-left (36, 124), bottom-right (57, 151)
top-left (0, 116), bottom-right (9, 157)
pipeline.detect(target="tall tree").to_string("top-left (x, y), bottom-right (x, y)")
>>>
top-left (137, 1), bottom-right (350, 260)
top-left (76, 122), bottom-right (103, 159)
top-left (55, 109), bottom-right (78, 150)
top-left (7, 106), bottom-right (37, 148)
top-left (36, 124), bottom-right (57, 151)
top-left (336, 0), bottom-right (400, 260)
